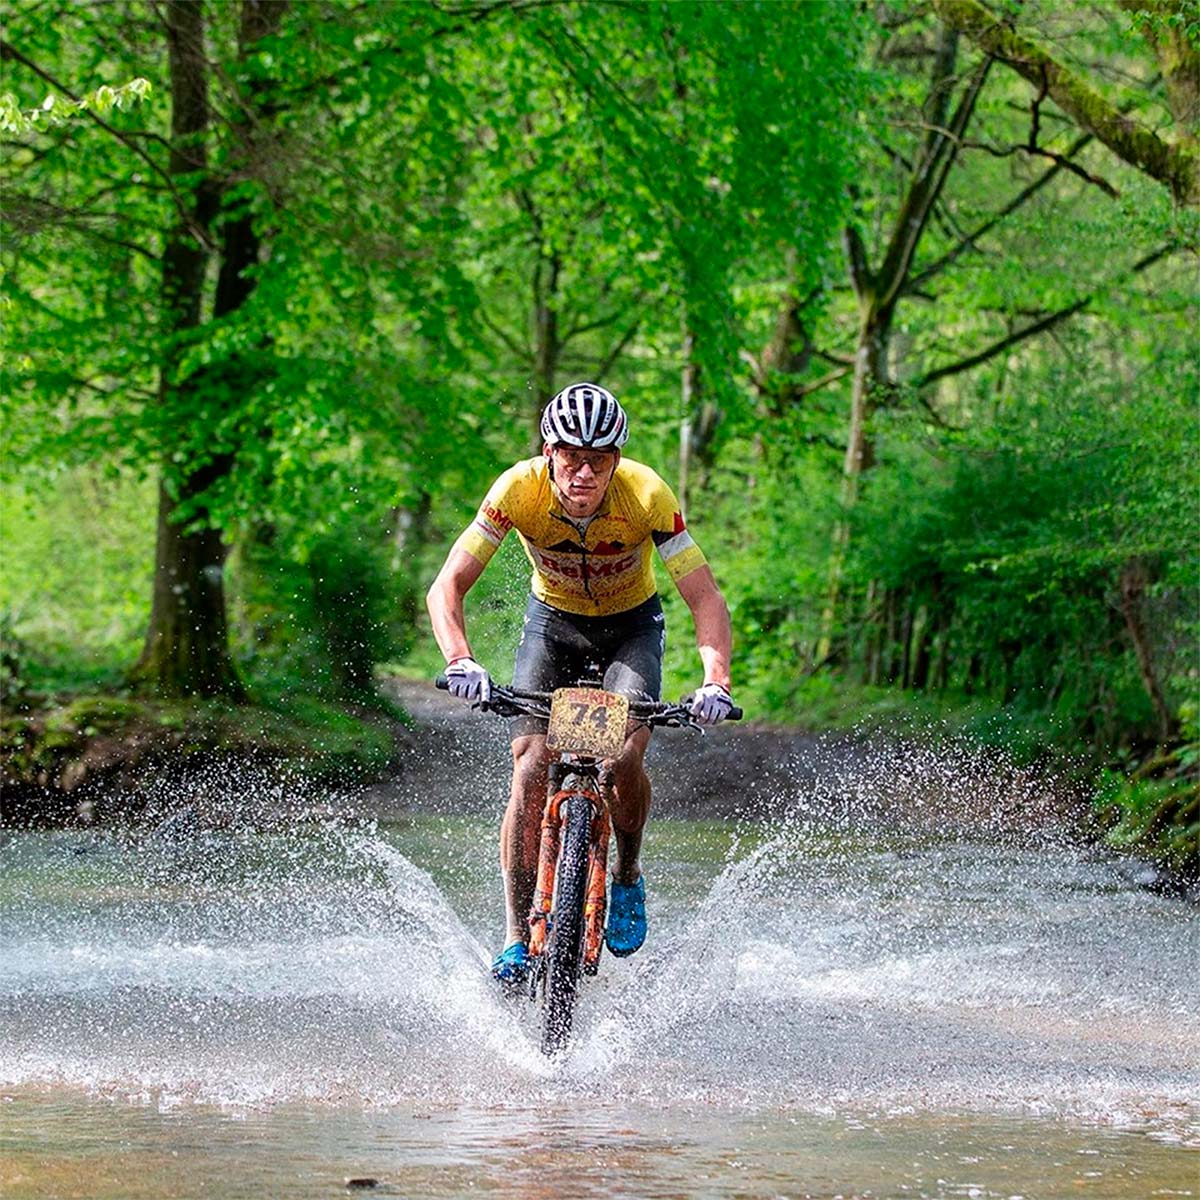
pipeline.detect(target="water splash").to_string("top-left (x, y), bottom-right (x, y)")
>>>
top-left (1, 804), bottom-right (1197, 1141)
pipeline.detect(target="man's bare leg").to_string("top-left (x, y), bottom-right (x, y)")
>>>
top-left (608, 726), bottom-right (652, 885)
top-left (501, 734), bottom-right (552, 947)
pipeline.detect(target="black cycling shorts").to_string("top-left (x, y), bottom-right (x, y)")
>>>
top-left (509, 593), bottom-right (666, 738)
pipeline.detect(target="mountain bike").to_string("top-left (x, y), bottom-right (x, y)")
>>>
top-left (436, 677), bottom-right (741, 1054)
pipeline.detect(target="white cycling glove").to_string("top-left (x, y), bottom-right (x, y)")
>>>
top-left (445, 656), bottom-right (491, 703)
top-left (690, 682), bottom-right (733, 726)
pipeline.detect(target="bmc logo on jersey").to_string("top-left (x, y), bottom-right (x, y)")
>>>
top-left (536, 551), bottom-right (637, 581)
top-left (481, 502), bottom-right (514, 532)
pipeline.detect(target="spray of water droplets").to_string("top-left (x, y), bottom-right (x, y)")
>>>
top-left (1, 729), bottom-right (1196, 1145)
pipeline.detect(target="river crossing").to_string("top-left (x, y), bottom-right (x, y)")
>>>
top-left (1, 696), bottom-right (1197, 1198)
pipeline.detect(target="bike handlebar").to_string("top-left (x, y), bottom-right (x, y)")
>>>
top-left (434, 677), bottom-right (742, 725)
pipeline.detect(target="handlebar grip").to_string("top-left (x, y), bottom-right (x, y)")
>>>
top-left (679, 693), bottom-right (743, 721)
top-left (435, 675), bottom-right (449, 690)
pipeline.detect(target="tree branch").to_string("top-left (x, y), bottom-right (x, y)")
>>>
top-left (876, 53), bottom-right (993, 314)
top-left (595, 315), bottom-right (642, 380)
top-left (914, 243), bottom-right (1176, 389)
top-left (796, 365), bottom-right (853, 398)
top-left (561, 306), bottom-right (634, 344)
top-left (0, 38), bottom-right (212, 246)
top-left (910, 91), bottom-right (1158, 293)
top-left (477, 305), bottom-right (529, 362)
top-left (843, 223), bottom-right (873, 299)
top-left (931, 0), bottom-right (1199, 205)
top-left (960, 134), bottom-right (1119, 196)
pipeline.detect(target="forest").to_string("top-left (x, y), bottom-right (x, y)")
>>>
top-left (1, 0), bottom-right (1197, 879)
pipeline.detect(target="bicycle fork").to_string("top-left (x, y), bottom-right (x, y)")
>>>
top-left (527, 774), bottom-right (612, 974)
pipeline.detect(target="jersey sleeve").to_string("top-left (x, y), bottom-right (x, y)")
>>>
top-left (454, 467), bottom-right (521, 567)
top-left (648, 480), bottom-right (708, 582)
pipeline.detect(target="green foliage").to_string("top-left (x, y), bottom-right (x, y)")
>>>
top-left (0, 77), bottom-right (151, 132)
top-left (0, 609), bottom-right (30, 700)
top-left (1, 0), bottom-right (1196, 882)
top-left (841, 327), bottom-right (1199, 749)
top-left (1095, 771), bottom-right (1199, 877)
top-left (1124, 3), bottom-right (1200, 48)
top-left (0, 470), bottom-right (154, 690)
top-left (229, 507), bottom-right (407, 707)
top-left (1093, 700), bottom-right (1200, 882)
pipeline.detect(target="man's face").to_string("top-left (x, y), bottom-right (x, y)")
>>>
top-left (546, 443), bottom-right (619, 516)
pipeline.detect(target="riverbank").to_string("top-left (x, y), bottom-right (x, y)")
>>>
top-left (0, 690), bottom-right (409, 826)
top-left (1, 677), bottom-right (1079, 835)
top-left (2, 678), bottom-right (1194, 897)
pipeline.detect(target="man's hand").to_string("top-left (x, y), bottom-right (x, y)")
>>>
top-left (445, 656), bottom-right (491, 703)
top-left (690, 682), bottom-right (733, 725)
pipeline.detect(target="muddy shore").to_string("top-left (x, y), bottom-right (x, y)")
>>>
top-left (364, 680), bottom-right (1081, 845)
top-left (2, 678), bottom-right (1083, 847)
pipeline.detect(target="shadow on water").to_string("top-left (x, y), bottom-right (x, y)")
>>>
top-left (1, 732), bottom-right (1198, 1197)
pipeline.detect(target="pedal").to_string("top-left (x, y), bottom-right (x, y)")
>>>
top-left (527, 955), bottom-right (546, 1002)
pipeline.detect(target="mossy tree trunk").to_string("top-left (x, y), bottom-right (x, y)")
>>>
top-left (132, 0), bottom-right (287, 700)
top-left (132, 0), bottom-right (242, 699)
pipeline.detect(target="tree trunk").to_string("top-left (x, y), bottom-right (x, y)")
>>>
top-left (138, 479), bottom-right (244, 697)
top-left (678, 324), bottom-right (700, 520)
top-left (132, 1), bottom-right (244, 698)
top-left (963, 651), bottom-right (981, 696)
top-left (908, 604), bottom-right (929, 690)
top-left (816, 30), bottom-right (989, 664)
top-left (133, 0), bottom-right (287, 699)
top-left (217, 0), bottom-right (288, 321)
top-left (815, 302), bottom-right (890, 661)
top-left (391, 489), bottom-right (433, 632)
top-left (911, 582), bottom-right (937, 690)
top-left (932, 603), bottom-right (952, 692)
top-left (899, 597), bottom-right (914, 690)
top-left (758, 259), bottom-right (817, 416)
top-left (530, 246), bottom-right (562, 453)
top-left (863, 578), bottom-right (882, 686)
top-left (883, 588), bottom-right (900, 684)
top-left (1120, 558), bottom-right (1178, 743)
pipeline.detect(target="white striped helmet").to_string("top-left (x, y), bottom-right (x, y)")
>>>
top-left (540, 383), bottom-right (629, 449)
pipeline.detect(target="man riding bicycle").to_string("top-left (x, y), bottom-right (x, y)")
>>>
top-left (426, 383), bottom-right (735, 986)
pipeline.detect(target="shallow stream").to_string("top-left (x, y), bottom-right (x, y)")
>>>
top-left (2, 806), bottom-right (1197, 1198)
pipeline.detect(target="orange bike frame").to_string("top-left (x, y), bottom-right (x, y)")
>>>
top-left (527, 780), bottom-right (612, 971)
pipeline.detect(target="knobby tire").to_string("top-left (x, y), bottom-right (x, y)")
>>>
top-left (540, 793), bottom-right (592, 1055)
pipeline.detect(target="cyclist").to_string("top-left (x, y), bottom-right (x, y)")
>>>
top-left (426, 382), bottom-right (735, 986)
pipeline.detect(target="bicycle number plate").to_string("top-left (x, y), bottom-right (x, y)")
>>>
top-left (546, 688), bottom-right (630, 759)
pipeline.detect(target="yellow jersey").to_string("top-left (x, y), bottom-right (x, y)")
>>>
top-left (455, 456), bottom-right (707, 616)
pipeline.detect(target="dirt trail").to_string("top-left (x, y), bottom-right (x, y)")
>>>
top-left (3, 679), bottom-right (1077, 837)
top-left (365, 679), bottom-right (1076, 839)
top-left (363, 677), bottom-right (835, 821)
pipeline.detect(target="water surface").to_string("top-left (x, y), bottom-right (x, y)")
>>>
top-left (1, 811), bottom-right (1196, 1198)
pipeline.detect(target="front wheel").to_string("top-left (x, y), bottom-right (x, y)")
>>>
top-left (540, 793), bottom-right (593, 1055)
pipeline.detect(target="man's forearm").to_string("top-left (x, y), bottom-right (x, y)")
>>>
top-left (426, 547), bottom-right (488, 665)
top-left (693, 593), bottom-right (732, 690)
top-left (426, 579), bottom-right (473, 663)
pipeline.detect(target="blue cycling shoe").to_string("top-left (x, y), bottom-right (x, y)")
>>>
top-left (605, 875), bottom-right (647, 957)
top-left (490, 942), bottom-right (530, 988)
